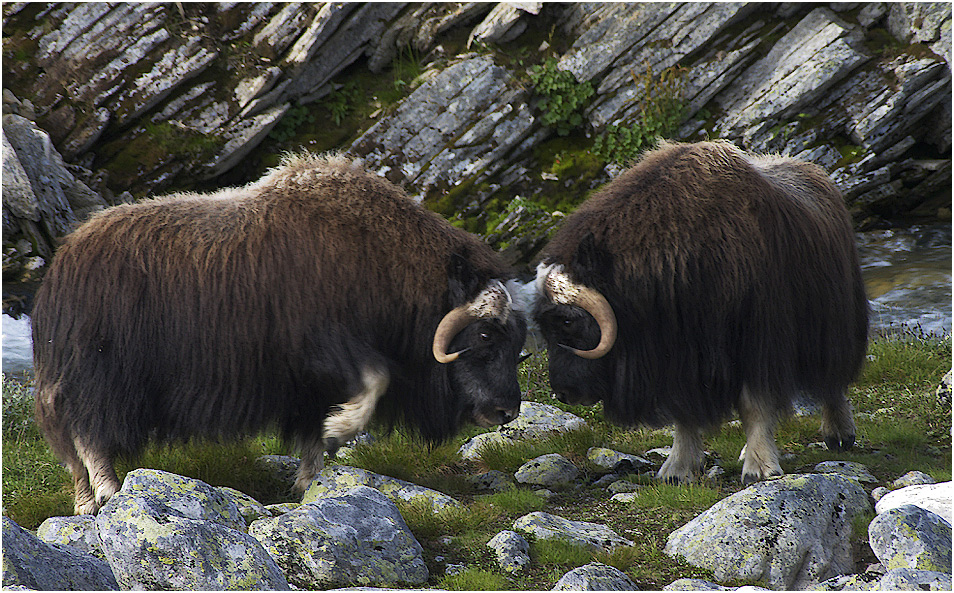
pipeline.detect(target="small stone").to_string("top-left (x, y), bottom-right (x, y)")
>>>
top-left (552, 562), bottom-right (639, 590)
top-left (513, 511), bottom-right (634, 552)
top-left (814, 460), bottom-right (878, 483)
top-left (515, 454), bottom-right (580, 488)
top-left (487, 530), bottom-right (530, 574)
top-left (893, 471), bottom-right (937, 488)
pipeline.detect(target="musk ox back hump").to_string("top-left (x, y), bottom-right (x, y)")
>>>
top-left (31, 153), bottom-right (509, 447)
top-left (542, 140), bottom-right (868, 425)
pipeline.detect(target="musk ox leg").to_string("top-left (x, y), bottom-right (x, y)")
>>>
top-left (657, 423), bottom-right (705, 483)
top-left (738, 385), bottom-right (783, 485)
top-left (35, 383), bottom-right (109, 515)
top-left (820, 392), bottom-right (856, 452)
top-left (293, 365), bottom-right (390, 492)
top-left (74, 437), bottom-right (121, 513)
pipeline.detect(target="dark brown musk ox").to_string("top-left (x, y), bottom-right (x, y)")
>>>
top-left (531, 140), bottom-right (869, 484)
top-left (32, 153), bottom-right (527, 515)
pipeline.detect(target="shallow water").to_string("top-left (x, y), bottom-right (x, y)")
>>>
top-left (857, 224), bottom-right (952, 337)
top-left (3, 225), bottom-right (951, 376)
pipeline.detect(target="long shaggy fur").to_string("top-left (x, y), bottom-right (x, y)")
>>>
top-left (541, 140), bottom-right (869, 429)
top-left (32, 153), bottom-right (516, 509)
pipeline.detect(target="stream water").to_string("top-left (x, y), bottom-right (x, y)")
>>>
top-left (2, 225), bottom-right (951, 378)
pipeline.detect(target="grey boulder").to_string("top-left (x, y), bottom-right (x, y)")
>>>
top-left (552, 562), bottom-right (639, 590)
top-left (664, 473), bottom-right (871, 590)
top-left (2, 516), bottom-right (118, 591)
top-left (249, 486), bottom-right (428, 589)
top-left (868, 504), bottom-right (952, 573)
top-left (95, 468), bottom-right (288, 590)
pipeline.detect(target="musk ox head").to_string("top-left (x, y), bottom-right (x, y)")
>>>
top-left (432, 255), bottom-right (527, 428)
top-left (531, 256), bottom-right (617, 407)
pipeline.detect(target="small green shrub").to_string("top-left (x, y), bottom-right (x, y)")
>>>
top-left (593, 64), bottom-right (687, 165)
top-left (268, 103), bottom-right (316, 142)
top-left (528, 57), bottom-right (595, 136)
top-left (479, 488), bottom-right (547, 515)
top-left (531, 538), bottom-right (593, 567)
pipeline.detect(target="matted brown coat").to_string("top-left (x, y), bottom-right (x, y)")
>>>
top-left (532, 140), bottom-right (868, 484)
top-left (32, 153), bottom-right (527, 514)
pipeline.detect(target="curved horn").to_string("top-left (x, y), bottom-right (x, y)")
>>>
top-left (542, 264), bottom-right (617, 359)
top-left (432, 280), bottom-right (512, 363)
top-left (432, 305), bottom-right (477, 363)
top-left (564, 286), bottom-right (617, 359)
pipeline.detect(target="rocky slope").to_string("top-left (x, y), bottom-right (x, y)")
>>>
top-left (3, 2), bottom-right (951, 298)
top-left (4, 402), bottom-right (952, 591)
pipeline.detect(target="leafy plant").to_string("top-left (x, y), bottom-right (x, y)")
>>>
top-left (325, 81), bottom-right (362, 126)
top-left (528, 57), bottom-right (595, 136)
top-left (268, 103), bottom-right (316, 143)
top-left (593, 64), bottom-right (687, 165)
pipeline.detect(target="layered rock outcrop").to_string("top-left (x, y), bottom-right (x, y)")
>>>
top-left (3, 3), bottom-right (950, 293)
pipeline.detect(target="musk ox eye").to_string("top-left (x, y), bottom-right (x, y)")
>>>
top-left (479, 331), bottom-right (491, 342)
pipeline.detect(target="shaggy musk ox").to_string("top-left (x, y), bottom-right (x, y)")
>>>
top-left (32, 153), bottom-right (527, 515)
top-left (532, 140), bottom-right (868, 484)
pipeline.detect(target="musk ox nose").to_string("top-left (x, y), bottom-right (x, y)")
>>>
top-left (497, 406), bottom-right (519, 424)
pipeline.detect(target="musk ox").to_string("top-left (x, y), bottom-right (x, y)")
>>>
top-left (532, 140), bottom-right (868, 484)
top-left (32, 153), bottom-right (527, 515)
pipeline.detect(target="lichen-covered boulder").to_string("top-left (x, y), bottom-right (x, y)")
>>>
top-left (513, 511), bottom-right (634, 553)
top-left (487, 530), bottom-right (530, 574)
top-left (36, 514), bottom-right (104, 560)
top-left (95, 468), bottom-right (289, 590)
top-left (876, 481), bottom-right (953, 526)
top-left (459, 401), bottom-right (586, 460)
top-left (552, 562), bottom-right (639, 590)
top-left (302, 465), bottom-right (460, 512)
top-left (515, 453), bottom-right (580, 488)
top-left (664, 473), bottom-right (871, 590)
top-left (868, 504), bottom-right (952, 573)
top-left (217, 486), bottom-right (272, 525)
top-left (664, 578), bottom-right (770, 590)
top-left (892, 471), bottom-right (937, 488)
top-left (587, 446), bottom-right (652, 472)
top-left (814, 567), bottom-right (953, 591)
top-left (814, 460), bottom-right (878, 483)
top-left (249, 486), bottom-right (428, 589)
top-left (2, 516), bottom-right (119, 591)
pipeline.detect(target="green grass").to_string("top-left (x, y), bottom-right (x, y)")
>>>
top-left (2, 333), bottom-right (950, 589)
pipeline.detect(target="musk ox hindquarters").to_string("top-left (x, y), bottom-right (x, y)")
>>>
top-left (532, 140), bottom-right (869, 484)
top-left (32, 153), bottom-right (527, 515)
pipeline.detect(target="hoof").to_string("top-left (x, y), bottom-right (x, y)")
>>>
top-left (824, 433), bottom-right (855, 452)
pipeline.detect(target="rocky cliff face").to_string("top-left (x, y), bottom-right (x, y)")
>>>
top-left (2, 2), bottom-right (951, 295)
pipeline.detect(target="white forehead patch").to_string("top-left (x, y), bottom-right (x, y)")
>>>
top-left (535, 262), bottom-right (583, 305)
top-left (467, 280), bottom-right (514, 322)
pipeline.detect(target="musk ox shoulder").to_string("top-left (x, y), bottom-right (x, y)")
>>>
top-left (531, 140), bottom-right (868, 484)
top-left (32, 152), bottom-right (527, 515)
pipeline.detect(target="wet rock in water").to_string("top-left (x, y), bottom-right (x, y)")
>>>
top-left (552, 562), bottom-right (639, 590)
top-left (249, 486), bottom-right (428, 589)
top-left (486, 529), bottom-right (530, 574)
top-left (35, 514), bottom-right (104, 560)
top-left (95, 469), bottom-right (289, 590)
top-left (514, 453), bottom-right (580, 488)
top-left (2, 516), bottom-right (119, 591)
top-left (664, 473), bottom-right (871, 590)
top-left (513, 511), bottom-right (634, 553)
top-left (302, 464), bottom-right (460, 513)
top-left (876, 481), bottom-right (953, 526)
top-left (868, 504), bottom-right (952, 573)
